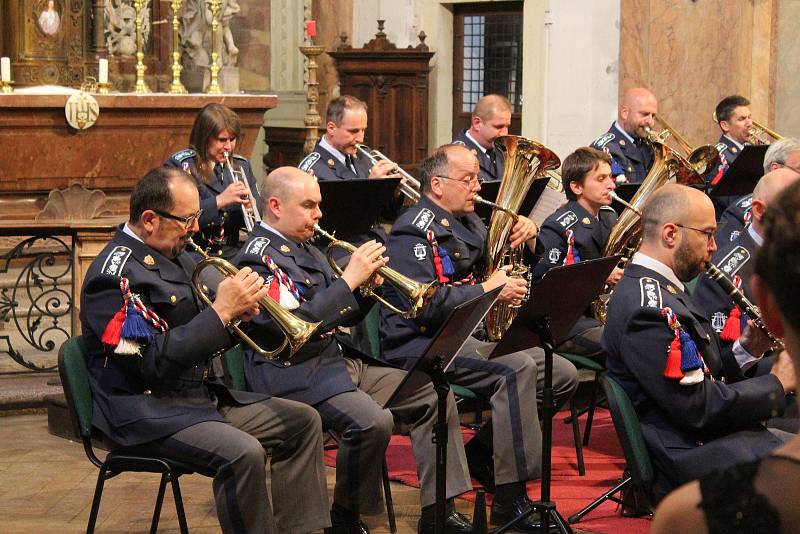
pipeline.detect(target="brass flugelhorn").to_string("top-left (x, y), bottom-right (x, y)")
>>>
top-left (187, 238), bottom-right (320, 360)
top-left (223, 151), bottom-right (262, 232)
top-left (712, 112), bottom-right (784, 146)
top-left (704, 262), bottom-right (784, 351)
top-left (355, 144), bottom-right (422, 203)
top-left (313, 225), bottom-right (437, 319)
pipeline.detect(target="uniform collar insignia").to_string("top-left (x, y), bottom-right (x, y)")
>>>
top-left (280, 244), bottom-right (291, 253)
top-left (731, 146), bottom-right (738, 153)
top-left (327, 158), bottom-right (335, 167)
top-left (665, 284), bottom-right (677, 295)
top-left (143, 254), bottom-right (155, 266)
top-left (582, 217), bottom-right (591, 225)
top-left (440, 218), bottom-right (450, 227)
top-left (619, 139), bottom-right (626, 147)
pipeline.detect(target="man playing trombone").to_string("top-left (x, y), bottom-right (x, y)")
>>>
top-left (80, 166), bottom-right (330, 534)
top-left (234, 166), bottom-right (475, 534)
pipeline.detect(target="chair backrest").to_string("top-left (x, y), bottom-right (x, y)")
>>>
top-left (601, 375), bottom-right (654, 489)
top-left (58, 336), bottom-right (94, 441)
top-left (364, 302), bottom-right (381, 359)
top-left (222, 344), bottom-right (248, 391)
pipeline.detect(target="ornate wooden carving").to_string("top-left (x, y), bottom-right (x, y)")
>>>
top-left (35, 182), bottom-right (113, 221)
top-left (328, 21), bottom-right (434, 172)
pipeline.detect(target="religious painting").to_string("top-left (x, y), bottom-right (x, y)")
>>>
top-left (37, 0), bottom-right (61, 36)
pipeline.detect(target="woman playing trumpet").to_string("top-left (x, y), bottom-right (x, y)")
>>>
top-left (166, 103), bottom-right (260, 259)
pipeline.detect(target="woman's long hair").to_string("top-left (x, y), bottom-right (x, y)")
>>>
top-left (188, 103), bottom-right (242, 183)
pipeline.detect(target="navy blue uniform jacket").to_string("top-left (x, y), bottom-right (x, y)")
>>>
top-left (591, 123), bottom-right (654, 184)
top-left (80, 227), bottom-right (267, 447)
top-left (715, 194), bottom-right (753, 243)
top-left (235, 225), bottom-right (389, 406)
top-left (602, 263), bottom-right (785, 487)
top-left (453, 129), bottom-right (504, 183)
top-left (380, 196), bottom-right (487, 363)
top-left (298, 140), bottom-right (372, 181)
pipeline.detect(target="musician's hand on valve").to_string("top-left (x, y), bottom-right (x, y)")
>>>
top-left (606, 266), bottom-right (625, 285)
top-left (212, 267), bottom-right (268, 325)
top-left (483, 266), bottom-right (527, 304)
top-left (509, 216), bottom-right (539, 248)
top-left (216, 181), bottom-right (249, 209)
top-left (368, 159), bottom-right (397, 179)
top-left (341, 240), bottom-right (388, 291)
top-left (771, 350), bottom-right (796, 395)
top-left (740, 320), bottom-right (774, 358)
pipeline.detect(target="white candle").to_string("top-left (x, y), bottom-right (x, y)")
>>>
top-left (1, 57), bottom-right (10, 82)
top-left (98, 58), bottom-right (108, 84)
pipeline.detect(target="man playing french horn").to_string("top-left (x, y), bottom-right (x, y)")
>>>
top-left (380, 144), bottom-right (578, 532)
top-left (234, 166), bottom-right (476, 534)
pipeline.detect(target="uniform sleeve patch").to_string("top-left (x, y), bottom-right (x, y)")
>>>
top-left (299, 152), bottom-right (321, 172)
top-left (413, 243), bottom-right (428, 260)
top-left (171, 148), bottom-right (196, 162)
top-left (246, 237), bottom-right (271, 256)
top-left (557, 211), bottom-right (578, 229)
top-left (101, 246), bottom-right (132, 277)
top-left (717, 246), bottom-right (750, 277)
top-left (548, 248), bottom-right (562, 264)
top-left (639, 277), bottom-right (663, 308)
top-left (738, 196), bottom-right (753, 209)
top-left (715, 142), bottom-right (727, 153)
top-left (412, 208), bottom-right (435, 232)
top-left (592, 132), bottom-right (615, 148)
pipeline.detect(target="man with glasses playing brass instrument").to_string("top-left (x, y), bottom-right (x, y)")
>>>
top-left (380, 144), bottom-right (578, 532)
top-left (602, 183), bottom-right (794, 495)
top-left (234, 166), bottom-right (475, 534)
top-left (80, 166), bottom-right (331, 534)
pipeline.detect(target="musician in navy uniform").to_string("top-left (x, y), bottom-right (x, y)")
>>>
top-left (452, 94), bottom-right (512, 183)
top-left (694, 168), bottom-right (800, 375)
top-left (708, 95), bottom-right (753, 186)
top-left (713, 137), bottom-right (800, 242)
top-left (234, 166), bottom-right (475, 534)
top-left (80, 167), bottom-right (330, 534)
top-left (380, 144), bottom-right (578, 531)
top-left (533, 147), bottom-right (622, 357)
top-left (590, 87), bottom-right (657, 184)
top-left (298, 95), bottom-right (396, 181)
top-left (602, 183), bottom-right (794, 493)
top-left (165, 103), bottom-right (260, 259)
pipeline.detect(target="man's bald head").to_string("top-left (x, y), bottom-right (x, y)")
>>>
top-left (473, 94), bottom-right (512, 121)
top-left (619, 87), bottom-right (658, 138)
top-left (641, 184), bottom-right (712, 242)
top-left (261, 166), bottom-right (316, 208)
top-left (754, 167), bottom-right (800, 207)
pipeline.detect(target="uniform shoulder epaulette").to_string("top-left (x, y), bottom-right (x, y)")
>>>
top-left (244, 236), bottom-right (271, 257)
top-left (738, 195), bottom-right (753, 209)
top-left (715, 142), bottom-right (727, 153)
top-left (299, 152), bottom-right (321, 172)
top-left (592, 132), bottom-right (615, 148)
top-left (556, 210), bottom-right (578, 229)
top-left (717, 246), bottom-right (750, 277)
top-left (170, 148), bottom-right (196, 162)
top-left (639, 277), bottom-right (663, 308)
top-left (452, 140), bottom-right (466, 146)
top-left (411, 208), bottom-right (435, 233)
top-left (100, 246), bottom-right (132, 277)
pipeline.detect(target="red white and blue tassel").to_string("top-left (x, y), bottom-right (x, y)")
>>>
top-left (661, 307), bottom-right (706, 385)
top-left (564, 229), bottom-right (581, 265)
top-left (102, 278), bottom-right (168, 356)
top-left (262, 254), bottom-right (304, 309)
top-left (720, 275), bottom-right (748, 342)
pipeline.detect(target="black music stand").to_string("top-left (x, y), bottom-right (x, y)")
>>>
top-left (318, 177), bottom-right (401, 237)
top-left (708, 145), bottom-right (768, 198)
top-left (385, 286), bottom-right (503, 534)
top-left (474, 179), bottom-right (549, 222)
top-left (488, 256), bottom-right (619, 534)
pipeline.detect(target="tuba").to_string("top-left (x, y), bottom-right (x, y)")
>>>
top-left (188, 238), bottom-right (321, 359)
top-left (591, 132), bottom-right (709, 322)
top-left (480, 135), bottom-right (561, 341)
top-left (313, 225), bottom-right (437, 319)
top-left (654, 114), bottom-right (721, 177)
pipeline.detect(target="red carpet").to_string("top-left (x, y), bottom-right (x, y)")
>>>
top-left (324, 408), bottom-right (651, 534)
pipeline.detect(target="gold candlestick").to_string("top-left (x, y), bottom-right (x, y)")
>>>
top-left (0, 80), bottom-right (14, 94)
top-left (168, 0), bottom-right (187, 94)
top-left (133, 0), bottom-right (151, 94)
top-left (299, 45), bottom-right (325, 154)
top-left (206, 0), bottom-right (222, 94)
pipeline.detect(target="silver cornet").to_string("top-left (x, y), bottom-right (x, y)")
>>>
top-left (355, 144), bottom-right (422, 203)
top-left (223, 151), bottom-right (262, 232)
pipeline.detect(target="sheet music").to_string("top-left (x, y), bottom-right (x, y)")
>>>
top-left (527, 186), bottom-right (566, 226)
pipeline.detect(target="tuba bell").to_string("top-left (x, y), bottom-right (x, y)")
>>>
top-left (480, 135), bottom-right (561, 341)
top-left (187, 238), bottom-right (321, 360)
top-left (591, 131), bottom-right (709, 323)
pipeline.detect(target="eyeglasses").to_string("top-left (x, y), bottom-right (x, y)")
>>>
top-left (153, 209), bottom-right (203, 229)
top-left (777, 162), bottom-right (800, 174)
top-left (437, 174), bottom-right (483, 186)
top-left (674, 223), bottom-right (716, 243)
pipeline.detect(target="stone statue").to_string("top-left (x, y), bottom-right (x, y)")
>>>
top-left (181, 0), bottom-right (240, 69)
top-left (38, 0), bottom-right (61, 36)
top-left (105, 0), bottom-right (151, 57)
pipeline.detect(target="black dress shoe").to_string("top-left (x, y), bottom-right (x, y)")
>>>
top-left (417, 510), bottom-right (473, 534)
top-left (324, 519), bottom-right (371, 534)
top-left (491, 495), bottom-right (557, 533)
top-left (465, 437), bottom-right (496, 492)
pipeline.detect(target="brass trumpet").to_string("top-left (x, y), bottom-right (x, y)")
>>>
top-left (748, 120), bottom-right (783, 146)
top-left (355, 144), bottom-right (422, 203)
top-left (223, 151), bottom-right (261, 232)
top-left (313, 225), bottom-right (437, 319)
top-left (187, 238), bottom-right (320, 360)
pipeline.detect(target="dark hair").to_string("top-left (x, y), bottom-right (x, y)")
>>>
top-left (325, 95), bottom-right (368, 126)
top-left (129, 167), bottom-right (192, 225)
top-left (755, 180), bottom-right (800, 333)
top-left (715, 95), bottom-right (750, 124)
top-left (188, 103), bottom-right (241, 181)
top-left (561, 147), bottom-right (612, 201)
top-left (418, 145), bottom-right (460, 193)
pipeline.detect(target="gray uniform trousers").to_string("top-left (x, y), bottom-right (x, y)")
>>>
top-left (314, 357), bottom-right (472, 515)
top-left (448, 337), bottom-right (579, 484)
top-left (141, 397), bottom-right (330, 534)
